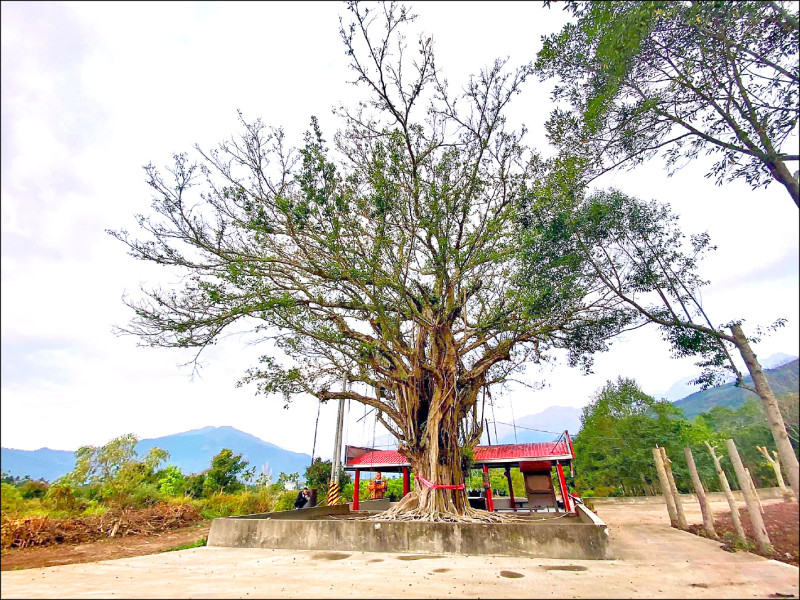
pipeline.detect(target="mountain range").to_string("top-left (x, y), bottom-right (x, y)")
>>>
top-left (1, 426), bottom-right (311, 483)
top-left (3, 356), bottom-right (796, 482)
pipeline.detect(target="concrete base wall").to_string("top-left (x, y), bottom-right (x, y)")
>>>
top-left (208, 504), bottom-right (609, 559)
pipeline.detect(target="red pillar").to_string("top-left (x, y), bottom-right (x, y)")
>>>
top-left (504, 467), bottom-right (516, 512)
top-left (482, 464), bottom-right (494, 512)
top-left (353, 470), bottom-right (360, 511)
top-left (402, 467), bottom-right (410, 497)
top-left (556, 462), bottom-right (571, 513)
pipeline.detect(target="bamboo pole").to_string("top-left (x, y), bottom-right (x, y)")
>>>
top-left (653, 447), bottom-right (679, 527)
top-left (704, 441), bottom-right (747, 544)
top-left (757, 445), bottom-right (794, 503)
top-left (725, 439), bottom-right (772, 554)
top-left (684, 446), bottom-right (716, 538)
top-left (744, 467), bottom-right (764, 514)
top-left (659, 446), bottom-right (687, 529)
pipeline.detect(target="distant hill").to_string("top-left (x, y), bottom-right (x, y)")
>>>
top-left (673, 359), bottom-right (799, 419)
top-left (1, 426), bottom-right (311, 483)
top-left (494, 405), bottom-right (582, 444)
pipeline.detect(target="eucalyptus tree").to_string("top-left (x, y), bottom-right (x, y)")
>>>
top-left (517, 188), bottom-right (799, 498)
top-left (109, 3), bottom-right (627, 521)
top-left (536, 1), bottom-right (800, 206)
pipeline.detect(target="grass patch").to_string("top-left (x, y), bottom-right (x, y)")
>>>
top-left (160, 536), bottom-right (207, 553)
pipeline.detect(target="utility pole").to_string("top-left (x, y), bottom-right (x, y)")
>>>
top-left (327, 375), bottom-right (347, 505)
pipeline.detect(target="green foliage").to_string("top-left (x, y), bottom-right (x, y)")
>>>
top-left (203, 449), bottom-right (255, 494)
top-left (303, 459), bottom-right (350, 497)
top-left (18, 480), bottom-right (49, 499)
top-left (536, 0), bottom-right (800, 203)
top-left (109, 3), bottom-right (638, 514)
top-left (43, 484), bottom-right (82, 513)
top-left (66, 434), bottom-right (170, 507)
top-left (271, 490), bottom-right (298, 512)
top-left (157, 466), bottom-right (187, 496)
top-left (184, 473), bottom-right (207, 499)
top-left (573, 377), bottom-right (717, 496)
top-left (696, 399), bottom-right (780, 485)
top-left (519, 188), bottom-right (748, 390)
top-left (1, 482), bottom-right (24, 516)
top-left (570, 377), bottom-right (790, 496)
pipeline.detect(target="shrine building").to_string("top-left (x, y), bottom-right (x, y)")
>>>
top-left (343, 431), bottom-right (577, 514)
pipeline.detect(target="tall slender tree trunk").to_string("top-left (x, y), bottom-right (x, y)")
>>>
top-left (730, 324), bottom-right (800, 500)
top-left (684, 447), bottom-right (716, 538)
top-left (744, 467), bottom-right (764, 514)
top-left (757, 446), bottom-right (794, 502)
top-left (726, 439), bottom-right (772, 554)
top-left (660, 447), bottom-right (687, 529)
top-left (705, 441), bottom-right (747, 544)
top-left (653, 447), bottom-right (679, 528)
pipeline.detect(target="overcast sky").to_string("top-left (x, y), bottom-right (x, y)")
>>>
top-left (2, 2), bottom-right (798, 461)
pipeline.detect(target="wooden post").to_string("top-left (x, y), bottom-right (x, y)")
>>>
top-left (504, 467), bottom-right (517, 512)
top-left (660, 447), bottom-right (687, 529)
top-left (757, 445), bottom-right (794, 503)
top-left (352, 470), bottom-right (360, 511)
top-left (402, 467), bottom-right (410, 497)
top-left (653, 447), bottom-right (679, 527)
top-left (725, 439), bottom-right (772, 554)
top-left (684, 447), bottom-right (716, 538)
top-left (744, 467), bottom-right (764, 514)
top-left (704, 441), bottom-right (747, 544)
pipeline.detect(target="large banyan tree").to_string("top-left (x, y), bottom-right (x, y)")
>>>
top-left (110, 2), bottom-right (628, 520)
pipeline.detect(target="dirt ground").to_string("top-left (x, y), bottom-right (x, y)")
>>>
top-left (0, 522), bottom-right (211, 571)
top-left (686, 501), bottom-right (799, 566)
top-left (1, 498), bottom-right (797, 599)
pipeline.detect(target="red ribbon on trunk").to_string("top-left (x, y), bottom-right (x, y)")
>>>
top-left (414, 475), bottom-right (465, 490)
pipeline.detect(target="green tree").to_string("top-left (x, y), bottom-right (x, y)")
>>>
top-left (157, 466), bottom-right (187, 496)
top-left (109, 3), bottom-right (626, 520)
top-left (696, 400), bottom-right (780, 486)
top-left (304, 458), bottom-right (349, 496)
top-left (203, 449), bottom-right (255, 494)
top-left (573, 377), bottom-right (716, 496)
top-left (537, 1), bottom-right (800, 206)
top-left (67, 434), bottom-right (169, 506)
top-left (517, 187), bottom-right (799, 499)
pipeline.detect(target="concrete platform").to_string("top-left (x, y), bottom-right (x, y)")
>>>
top-left (1, 499), bottom-right (796, 599)
top-left (207, 504), bottom-right (610, 559)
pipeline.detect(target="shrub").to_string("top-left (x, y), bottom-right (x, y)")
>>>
top-left (19, 480), bottom-right (49, 499)
top-left (157, 466), bottom-right (186, 497)
top-left (43, 484), bottom-right (81, 513)
top-left (1, 482), bottom-right (25, 516)
top-left (272, 491), bottom-right (297, 512)
top-left (129, 483), bottom-right (164, 508)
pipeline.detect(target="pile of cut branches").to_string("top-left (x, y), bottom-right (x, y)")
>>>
top-left (1, 503), bottom-right (202, 550)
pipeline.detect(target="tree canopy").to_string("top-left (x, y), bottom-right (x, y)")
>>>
top-left (110, 2), bottom-right (629, 520)
top-left (536, 1), bottom-right (800, 206)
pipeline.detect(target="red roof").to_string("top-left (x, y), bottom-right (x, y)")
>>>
top-left (345, 438), bottom-right (573, 469)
